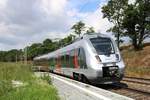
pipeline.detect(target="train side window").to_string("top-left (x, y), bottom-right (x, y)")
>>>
top-left (78, 48), bottom-right (87, 69)
top-left (63, 55), bottom-right (66, 67)
top-left (65, 53), bottom-right (70, 67)
top-left (56, 56), bottom-right (61, 67)
top-left (70, 50), bottom-right (75, 68)
top-left (53, 58), bottom-right (55, 65)
top-left (54, 58), bottom-right (57, 67)
top-left (49, 58), bottom-right (55, 68)
top-left (61, 55), bottom-right (66, 68)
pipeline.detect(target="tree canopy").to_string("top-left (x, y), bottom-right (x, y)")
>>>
top-left (102, 0), bottom-right (150, 50)
top-left (102, 0), bottom-right (128, 47)
top-left (71, 21), bottom-right (86, 37)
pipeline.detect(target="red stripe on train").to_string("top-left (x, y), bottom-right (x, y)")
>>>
top-left (74, 49), bottom-right (79, 69)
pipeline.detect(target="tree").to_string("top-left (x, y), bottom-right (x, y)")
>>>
top-left (58, 34), bottom-right (75, 48)
top-left (102, 0), bottom-right (128, 47)
top-left (86, 27), bottom-right (95, 34)
top-left (122, 0), bottom-right (150, 50)
top-left (4, 49), bottom-right (23, 62)
top-left (27, 43), bottom-right (42, 60)
top-left (0, 51), bottom-right (6, 61)
top-left (71, 21), bottom-right (86, 37)
top-left (43, 39), bottom-right (52, 46)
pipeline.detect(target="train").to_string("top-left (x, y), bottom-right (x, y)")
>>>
top-left (33, 33), bottom-right (125, 84)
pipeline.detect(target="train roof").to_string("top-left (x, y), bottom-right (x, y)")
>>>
top-left (34, 33), bottom-right (111, 60)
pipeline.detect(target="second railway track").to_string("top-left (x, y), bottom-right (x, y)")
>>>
top-left (94, 76), bottom-right (150, 100)
top-left (110, 83), bottom-right (150, 100)
top-left (123, 76), bottom-right (150, 85)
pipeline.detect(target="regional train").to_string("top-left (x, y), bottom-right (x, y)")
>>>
top-left (33, 33), bottom-right (125, 84)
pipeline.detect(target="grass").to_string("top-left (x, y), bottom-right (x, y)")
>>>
top-left (0, 62), bottom-right (59, 100)
top-left (122, 45), bottom-right (150, 79)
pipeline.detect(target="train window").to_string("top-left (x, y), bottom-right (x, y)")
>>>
top-left (65, 53), bottom-right (70, 67)
top-left (54, 57), bottom-right (57, 67)
top-left (63, 55), bottom-right (66, 67)
top-left (69, 50), bottom-right (75, 68)
top-left (90, 37), bottom-right (115, 55)
top-left (78, 48), bottom-right (87, 69)
top-left (49, 58), bottom-right (55, 68)
top-left (61, 55), bottom-right (66, 68)
top-left (53, 58), bottom-right (55, 65)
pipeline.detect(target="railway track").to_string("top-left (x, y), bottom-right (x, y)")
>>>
top-left (123, 76), bottom-right (150, 85)
top-left (95, 76), bottom-right (150, 100)
top-left (110, 82), bottom-right (150, 100)
top-left (107, 76), bottom-right (150, 100)
top-left (35, 70), bottom-right (150, 99)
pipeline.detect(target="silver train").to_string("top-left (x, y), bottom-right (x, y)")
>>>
top-left (34, 33), bottom-right (125, 84)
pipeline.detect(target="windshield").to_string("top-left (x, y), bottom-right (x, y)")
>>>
top-left (90, 37), bottom-right (115, 55)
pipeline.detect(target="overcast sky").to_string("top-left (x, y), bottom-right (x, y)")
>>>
top-left (0, 0), bottom-right (113, 51)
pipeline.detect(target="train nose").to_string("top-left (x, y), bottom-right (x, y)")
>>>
top-left (99, 54), bottom-right (117, 63)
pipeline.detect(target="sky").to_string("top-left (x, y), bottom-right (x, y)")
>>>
top-left (0, 0), bottom-right (113, 51)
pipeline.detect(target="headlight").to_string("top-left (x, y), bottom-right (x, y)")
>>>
top-left (115, 54), bottom-right (120, 61)
top-left (95, 55), bottom-right (101, 63)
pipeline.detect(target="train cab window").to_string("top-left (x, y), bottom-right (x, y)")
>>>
top-left (90, 37), bottom-right (115, 55)
top-left (78, 48), bottom-right (87, 69)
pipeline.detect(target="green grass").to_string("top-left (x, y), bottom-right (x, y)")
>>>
top-left (0, 62), bottom-right (33, 82)
top-left (0, 62), bottom-right (59, 100)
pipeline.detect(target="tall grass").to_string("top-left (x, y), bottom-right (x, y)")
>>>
top-left (0, 62), bottom-right (59, 100)
top-left (0, 62), bottom-right (33, 81)
top-left (122, 45), bottom-right (150, 78)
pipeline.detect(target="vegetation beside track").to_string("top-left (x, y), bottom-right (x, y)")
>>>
top-left (122, 45), bottom-right (150, 79)
top-left (0, 62), bottom-right (59, 100)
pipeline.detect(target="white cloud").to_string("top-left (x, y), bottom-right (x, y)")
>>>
top-left (0, 0), bottom-right (74, 50)
top-left (0, 0), bottom-right (113, 51)
top-left (69, 1), bottom-right (112, 34)
top-left (83, 8), bottom-right (112, 33)
top-left (41, 0), bottom-right (67, 15)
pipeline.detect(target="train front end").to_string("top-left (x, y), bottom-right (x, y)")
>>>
top-left (86, 35), bottom-right (125, 84)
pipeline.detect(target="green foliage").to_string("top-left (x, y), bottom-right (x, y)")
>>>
top-left (0, 63), bottom-right (33, 82)
top-left (0, 83), bottom-right (59, 100)
top-left (40, 73), bottom-right (52, 84)
top-left (0, 38), bottom-right (57, 61)
top-left (0, 63), bottom-right (59, 100)
top-left (58, 34), bottom-right (75, 47)
top-left (102, 0), bottom-right (128, 47)
top-left (0, 50), bottom-right (23, 62)
top-left (0, 80), bottom-right (13, 97)
top-left (102, 0), bottom-right (150, 50)
top-left (43, 39), bottom-right (52, 45)
top-left (122, 0), bottom-right (150, 50)
top-left (71, 21), bottom-right (86, 37)
top-left (85, 27), bottom-right (95, 34)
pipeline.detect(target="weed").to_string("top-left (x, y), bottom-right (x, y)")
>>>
top-left (0, 62), bottom-right (59, 100)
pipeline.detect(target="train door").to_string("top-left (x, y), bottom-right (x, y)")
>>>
top-left (56, 55), bottom-right (61, 73)
top-left (74, 49), bottom-right (79, 69)
top-left (78, 48), bottom-right (87, 69)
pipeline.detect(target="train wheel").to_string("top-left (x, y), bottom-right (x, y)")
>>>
top-left (73, 73), bottom-right (79, 81)
top-left (49, 70), bottom-right (53, 73)
top-left (81, 75), bottom-right (89, 84)
top-left (78, 74), bottom-right (82, 81)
